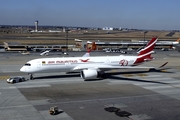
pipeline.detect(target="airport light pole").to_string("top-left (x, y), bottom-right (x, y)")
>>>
top-left (65, 29), bottom-right (69, 51)
top-left (143, 31), bottom-right (148, 47)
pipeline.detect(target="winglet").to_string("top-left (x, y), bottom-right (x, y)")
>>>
top-left (159, 62), bottom-right (168, 68)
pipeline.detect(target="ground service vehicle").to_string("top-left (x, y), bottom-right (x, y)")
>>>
top-left (49, 106), bottom-right (60, 115)
top-left (7, 76), bottom-right (25, 83)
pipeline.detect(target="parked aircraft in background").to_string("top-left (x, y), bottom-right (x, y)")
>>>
top-left (19, 51), bottom-right (31, 55)
top-left (104, 48), bottom-right (127, 54)
top-left (40, 50), bottom-right (50, 56)
top-left (20, 37), bottom-right (167, 80)
top-left (138, 38), bottom-right (180, 45)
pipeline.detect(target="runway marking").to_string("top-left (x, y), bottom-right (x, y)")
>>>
top-left (141, 85), bottom-right (172, 89)
top-left (39, 110), bottom-right (74, 120)
top-left (122, 74), bottom-right (134, 77)
top-left (177, 67), bottom-right (180, 70)
top-left (122, 74), bottom-right (148, 77)
top-left (137, 73), bottom-right (147, 76)
top-left (152, 89), bottom-right (180, 94)
top-left (130, 114), bottom-right (152, 120)
top-left (16, 84), bottom-right (51, 88)
top-left (160, 70), bottom-right (167, 72)
top-left (20, 79), bottom-right (84, 84)
top-left (0, 76), bottom-right (9, 80)
top-left (0, 105), bottom-right (32, 109)
top-left (108, 69), bottom-right (118, 73)
top-left (33, 94), bottom-right (160, 105)
top-left (132, 74), bottom-right (180, 101)
top-left (144, 75), bottom-right (162, 78)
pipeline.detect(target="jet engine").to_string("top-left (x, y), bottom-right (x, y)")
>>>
top-left (80, 69), bottom-right (98, 80)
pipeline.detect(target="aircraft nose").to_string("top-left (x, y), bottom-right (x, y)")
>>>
top-left (20, 67), bottom-right (26, 72)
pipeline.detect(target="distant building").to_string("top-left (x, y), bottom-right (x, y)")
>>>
top-left (102, 27), bottom-right (113, 31)
top-left (48, 30), bottom-right (61, 33)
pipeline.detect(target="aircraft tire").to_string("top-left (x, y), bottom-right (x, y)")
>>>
top-left (30, 74), bottom-right (34, 80)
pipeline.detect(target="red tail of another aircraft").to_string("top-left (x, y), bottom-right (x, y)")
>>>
top-left (86, 42), bottom-right (97, 51)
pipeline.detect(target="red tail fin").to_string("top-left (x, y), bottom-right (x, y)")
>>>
top-left (134, 37), bottom-right (158, 64)
top-left (91, 42), bottom-right (97, 50)
top-left (86, 41), bottom-right (97, 50)
top-left (176, 38), bottom-right (180, 42)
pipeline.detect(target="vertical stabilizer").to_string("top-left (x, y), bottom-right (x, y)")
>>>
top-left (134, 37), bottom-right (158, 64)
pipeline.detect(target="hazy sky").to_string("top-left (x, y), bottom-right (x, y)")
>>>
top-left (0, 0), bottom-right (179, 30)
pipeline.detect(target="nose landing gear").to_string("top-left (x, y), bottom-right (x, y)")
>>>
top-left (28, 73), bottom-right (34, 80)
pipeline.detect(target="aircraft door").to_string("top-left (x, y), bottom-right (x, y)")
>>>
top-left (37, 61), bottom-right (41, 68)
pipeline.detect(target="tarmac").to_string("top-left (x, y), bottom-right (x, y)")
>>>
top-left (0, 50), bottom-right (180, 120)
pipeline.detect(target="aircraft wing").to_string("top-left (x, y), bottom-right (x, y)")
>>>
top-left (72, 62), bottom-right (168, 71)
top-left (72, 64), bottom-right (154, 71)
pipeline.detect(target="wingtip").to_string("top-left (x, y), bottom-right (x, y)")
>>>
top-left (159, 62), bottom-right (168, 68)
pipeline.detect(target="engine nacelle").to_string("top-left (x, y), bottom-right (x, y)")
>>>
top-left (80, 69), bottom-right (98, 80)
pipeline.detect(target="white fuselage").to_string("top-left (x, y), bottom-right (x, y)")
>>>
top-left (20, 55), bottom-right (137, 73)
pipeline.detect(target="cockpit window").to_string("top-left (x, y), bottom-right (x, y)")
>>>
top-left (25, 63), bottom-right (31, 66)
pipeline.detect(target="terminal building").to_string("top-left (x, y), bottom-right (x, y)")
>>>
top-left (76, 39), bottom-right (180, 51)
top-left (2, 38), bottom-right (179, 52)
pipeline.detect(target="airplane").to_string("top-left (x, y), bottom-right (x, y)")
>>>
top-left (138, 38), bottom-right (180, 45)
top-left (20, 37), bottom-right (167, 80)
top-left (40, 50), bottom-right (50, 56)
top-left (103, 48), bottom-right (127, 54)
top-left (40, 50), bottom-right (69, 56)
top-left (19, 51), bottom-right (31, 55)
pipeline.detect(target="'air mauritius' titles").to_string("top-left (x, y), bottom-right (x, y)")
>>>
top-left (44, 59), bottom-right (91, 65)
top-left (43, 60), bottom-right (78, 65)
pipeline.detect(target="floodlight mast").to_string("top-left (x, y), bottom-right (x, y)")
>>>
top-left (144, 31), bottom-right (148, 47)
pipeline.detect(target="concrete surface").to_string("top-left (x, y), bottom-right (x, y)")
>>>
top-left (0, 50), bottom-right (180, 120)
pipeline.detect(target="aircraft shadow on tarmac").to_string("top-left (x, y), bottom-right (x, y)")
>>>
top-left (35, 74), bottom-right (80, 80)
top-left (33, 68), bottom-right (172, 85)
top-left (107, 68), bottom-right (173, 76)
top-left (105, 74), bottom-right (168, 85)
top-left (104, 68), bottom-right (173, 84)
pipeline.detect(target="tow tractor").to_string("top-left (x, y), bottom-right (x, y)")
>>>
top-left (49, 106), bottom-right (61, 115)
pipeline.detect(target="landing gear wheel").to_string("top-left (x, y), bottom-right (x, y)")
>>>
top-left (29, 74), bottom-right (34, 80)
top-left (98, 71), bottom-right (105, 79)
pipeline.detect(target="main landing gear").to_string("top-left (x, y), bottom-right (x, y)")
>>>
top-left (98, 71), bottom-right (105, 79)
top-left (28, 73), bottom-right (34, 80)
